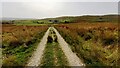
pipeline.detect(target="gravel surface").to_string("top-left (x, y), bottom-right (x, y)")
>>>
top-left (53, 27), bottom-right (85, 66)
top-left (26, 27), bottom-right (51, 66)
top-left (26, 27), bottom-right (85, 67)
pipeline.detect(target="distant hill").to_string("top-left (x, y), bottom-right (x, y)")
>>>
top-left (1, 14), bottom-right (119, 24)
top-left (2, 17), bottom-right (36, 20)
top-left (37, 14), bottom-right (119, 23)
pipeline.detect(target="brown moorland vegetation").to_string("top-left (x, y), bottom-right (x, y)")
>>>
top-left (55, 22), bottom-right (119, 66)
top-left (2, 24), bottom-right (48, 66)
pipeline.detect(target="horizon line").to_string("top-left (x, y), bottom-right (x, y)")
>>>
top-left (1, 13), bottom-right (119, 20)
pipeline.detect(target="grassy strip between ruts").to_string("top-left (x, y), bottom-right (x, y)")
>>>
top-left (40, 42), bottom-right (69, 67)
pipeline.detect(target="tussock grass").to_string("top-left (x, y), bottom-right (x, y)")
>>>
top-left (55, 23), bottom-right (119, 67)
top-left (2, 24), bottom-right (48, 66)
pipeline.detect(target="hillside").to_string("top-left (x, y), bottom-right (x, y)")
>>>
top-left (2, 14), bottom-right (119, 24)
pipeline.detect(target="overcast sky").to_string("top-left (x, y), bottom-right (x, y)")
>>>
top-left (1, 0), bottom-right (119, 19)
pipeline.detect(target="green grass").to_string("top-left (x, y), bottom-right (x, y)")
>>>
top-left (2, 14), bottom-right (118, 25)
top-left (55, 26), bottom-right (119, 67)
top-left (54, 42), bottom-right (68, 66)
top-left (40, 42), bottom-right (68, 67)
top-left (14, 23), bottom-right (51, 26)
top-left (2, 31), bottom-right (46, 66)
top-left (41, 43), bottom-right (54, 67)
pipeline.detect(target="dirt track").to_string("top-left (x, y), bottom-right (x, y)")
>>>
top-left (26, 27), bottom-right (51, 66)
top-left (26, 27), bottom-right (85, 67)
top-left (53, 27), bottom-right (85, 66)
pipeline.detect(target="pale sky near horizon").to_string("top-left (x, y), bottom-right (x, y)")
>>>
top-left (1, 0), bottom-right (119, 19)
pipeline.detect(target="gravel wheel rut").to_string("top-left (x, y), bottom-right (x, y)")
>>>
top-left (26, 27), bottom-right (51, 66)
top-left (52, 27), bottom-right (85, 66)
top-left (26, 27), bottom-right (85, 67)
